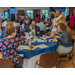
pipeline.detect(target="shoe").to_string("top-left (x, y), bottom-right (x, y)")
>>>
top-left (60, 54), bottom-right (67, 57)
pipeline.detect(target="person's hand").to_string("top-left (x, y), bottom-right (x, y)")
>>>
top-left (0, 52), bottom-right (2, 55)
top-left (49, 27), bottom-right (51, 29)
top-left (54, 25), bottom-right (58, 28)
top-left (25, 39), bottom-right (32, 44)
top-left (55, 36), bottom-right (60, 39)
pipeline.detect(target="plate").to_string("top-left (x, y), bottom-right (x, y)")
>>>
top-left (49, 39), bottom-right (57, 42)
top-left (27, 45), bottom-right (37, 50)
top-left (46, 36), bottom-right (50, 39)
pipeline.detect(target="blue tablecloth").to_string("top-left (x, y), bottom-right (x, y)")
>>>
top-left (18, 37), bottom-right (58, 59)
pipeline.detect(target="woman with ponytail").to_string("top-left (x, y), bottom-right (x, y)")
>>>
top-left (0, 26), bottom-right (31, 68)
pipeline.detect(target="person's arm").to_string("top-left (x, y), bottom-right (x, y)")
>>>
top-left (14, 37), bottom-right (31, 45)
top-left (22, 24), bottom-right (24, 29)
top-left (74, 16), bottom-right (75, 23)
top-left (59, 32), bottom-right (70, 45)
top-left (0, 41), bottom-right (2, 54)
top-left (54, 15), bottom-right (63, 23)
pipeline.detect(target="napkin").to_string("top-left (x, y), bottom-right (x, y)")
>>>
top-left (37, 44), bottom-right (48, 49)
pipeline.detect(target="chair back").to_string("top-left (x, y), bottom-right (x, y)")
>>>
top-left (0, 59), bottom-right (14, 68)
top-left (39, 52), bottom-right (58, 68)
top-left (40, 31), bottom-right (45, 36)
top-left (19, 31), bottom-right (25, 37)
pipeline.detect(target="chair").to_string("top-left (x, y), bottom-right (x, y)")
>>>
top-left (19, 31), bottom-right (25, 37)
top-left (36, 52), bottom-right (59, 68)
top-left (59, 39), bottom-right (75, 68)
top-left (40, 31), bottom-right (45, 36)
top-left (0, 59), bottom-right (14, 68)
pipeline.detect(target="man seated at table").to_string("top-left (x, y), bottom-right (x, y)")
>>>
top-left (36, 18), bottom-right (46, 32)
top-left (25, 21), bottom-right (41, 36)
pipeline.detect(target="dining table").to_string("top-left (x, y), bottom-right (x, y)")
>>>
top-left (18, 36), bottom-right (58, 68)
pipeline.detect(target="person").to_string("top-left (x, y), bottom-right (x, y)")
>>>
top-left (50, 13), bottom-right (63, 37)
top-left (56, 10), bottom-right (65, 23)
top-left (25, 21), bottom-right (41, 36)
top-left (36, 19), bottom-right (46, 32)
top-left (42, 14), bottom-right (45, 19)
top-left (0, 22), bottom-right (18, 39)
top-left (35, 15), bottom-right (39, 23)
top-left (55, 23), bottom-right (73, 55)
top-left (0, 26), bottom-right (31, 68)
top-left (66, 14), bottom-right (70, 25)
top-left (2, 19), bottom-right (8, 27)
top-left (70, 14), bottom-right (74, 28)
top-left (22, 19), bottom-right (29, 31)
top-left (74, 9), bottom-right (75, 31)
top-left (8, 17), bottom-right (11, 22)
top-left (13, 19), bottom-right (20, 27)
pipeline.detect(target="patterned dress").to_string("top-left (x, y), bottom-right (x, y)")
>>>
top-left (0, 37), bottom-right (25, 65)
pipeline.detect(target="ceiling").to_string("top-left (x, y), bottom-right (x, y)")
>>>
top-left (0, 7), bottom-right (49, 10)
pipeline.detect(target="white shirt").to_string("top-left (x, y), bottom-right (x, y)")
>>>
top-left (29, 25), bottom-right (35, 35)
top-left (2, 21), bottom-right (7, 27)
top-left (14, 22), bottom-right (20, 27)
top-left (52, 15), bottom-right (63, 32)
top-left (36, 22), bottom-right (46, 32)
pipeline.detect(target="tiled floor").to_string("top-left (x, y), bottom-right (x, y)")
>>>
top-left (0, 29), bottom-right (75, 68)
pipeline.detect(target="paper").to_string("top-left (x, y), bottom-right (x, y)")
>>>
top-left (37, 39), bottom-right (44, 42)
top-left (37, 44), bottom-right (48, 49)
top-left (18, 46), bottom-right (28, 50)
top-left (46, 27), bottom-right (49, 29)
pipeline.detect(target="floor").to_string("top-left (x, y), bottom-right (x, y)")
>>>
top-left (0, 29), bottom-right (75, 68)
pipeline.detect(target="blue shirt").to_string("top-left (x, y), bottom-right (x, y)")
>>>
top-left (0, 31), bottom-right (18, 39)
top-left (59, 30), bottom-right (73, 47)
top-left (22, 22), bottom-right (29, 31)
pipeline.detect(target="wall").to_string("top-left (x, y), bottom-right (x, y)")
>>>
top-left (69, 7), bottom-right (75, 15)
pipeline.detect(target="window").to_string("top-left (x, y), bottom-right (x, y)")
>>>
top-left (65, 7), bottom-right (69, 17)
top-left (26, 10), bottom-right (33, 19)
top-left (4, 11), bottom-right (9, 19)
top-left (41, 10), bottom-right (48, 21)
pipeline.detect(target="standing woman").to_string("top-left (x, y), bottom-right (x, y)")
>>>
top-left (70, 14), bottom-right (74, 28)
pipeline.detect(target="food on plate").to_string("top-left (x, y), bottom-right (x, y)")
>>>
top-left (27, 45), bottom-right (35, 50)
top-left (46, 36), bottom-right (50, 38)
top-left (49, 39), bottom-right (57, 42)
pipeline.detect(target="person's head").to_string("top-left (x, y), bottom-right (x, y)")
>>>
top-left (56, 10), bottom-right (61, 17)
top-left (40, 18), bottom-right (45, 23)
top-left (31, 21), bottom-right (36, 29)
top-left (26, 19), bottom-right (29, 24)
top-left (71, 13), bottom-right (73, 16)
top-left (50, 13), bottom-right (55, 19)
top-left (57, 23), bottom-right (66, 33)
top-left (8, 17), bottom-right (11, 20)
top-left (15, 19), bottom-right (19, 23)
top-left (6, 22), bottom-right (14, 29)
top-left (23, 19), bottom-right (26, 23)
top-left (4, 26), bottom-right (16, 38)
top-left (36, 15), bottom-right (38, 17)
top-left (4, 19), bottom-right (8, 22)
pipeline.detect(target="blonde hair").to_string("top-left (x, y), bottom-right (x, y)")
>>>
top-left (4, 26), bottom-right (16, 37)
top-left (5, 22), bottom-right (13, 29)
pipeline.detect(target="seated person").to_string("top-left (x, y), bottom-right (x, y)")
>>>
top-left (13, 19), bottom-right (20, 27)
top-left (2, 19), bottom-right (8, 27)
top-left (36, 19), bottom-right (46, 32)
top-left (22, 19), bottom-right (29, 31)
top-left (55, 23), bottom-right (73, 56)
top-left (25, 21), bottom-right (41, 36)
top-left (0, 26), bottom-right (31, 68)
top-left (0, 22), bottom-right (18, 39)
